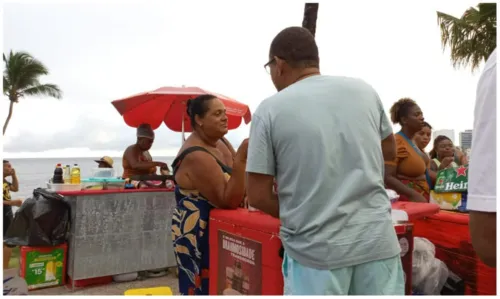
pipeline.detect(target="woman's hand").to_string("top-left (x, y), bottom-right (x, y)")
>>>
top-left (154, 161), bottom-right (168, 168)
top-left (408, 192), bottom-right (427, 203)
top-left (234, 139), bottom-right (249, 165)
top-left (439, 156), bottom-right (454, 170)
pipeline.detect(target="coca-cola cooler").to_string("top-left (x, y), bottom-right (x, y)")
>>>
top-left (209, 203), bottom-right (439, 295)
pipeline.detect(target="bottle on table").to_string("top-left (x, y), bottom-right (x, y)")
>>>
top-left (71, 164), bottom-right (81, 184)
top-left (52, 164), bottom-right (64, 184)
top-left (63, 165), bottom-right (71, 184)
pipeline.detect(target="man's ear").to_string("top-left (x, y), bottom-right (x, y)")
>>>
top-left (275, 56), bottom-right (285, 76)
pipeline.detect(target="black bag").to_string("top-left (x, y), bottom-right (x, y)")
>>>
top-left (4, 188), bottom-right (71, 247)
top-left (440, 270), bottom-right (465, 295)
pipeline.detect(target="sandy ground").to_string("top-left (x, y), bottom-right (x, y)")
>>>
top-left (28, 271), bottom-right (180, 296)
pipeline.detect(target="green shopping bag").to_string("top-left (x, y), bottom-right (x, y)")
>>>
top-left (433, 165), bottom-right (468, 193)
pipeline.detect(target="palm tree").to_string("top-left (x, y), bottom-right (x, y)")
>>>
top-left (3, 50), bottom-right (62, 135)
top-left (302, 3), bottom-right (319, 37)
top-left (437, 3), bottom-right (496, 72)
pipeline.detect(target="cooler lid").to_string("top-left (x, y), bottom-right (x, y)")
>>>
top-left (427, 210), bottom-right (469, 225)
top-left (210, 208), bottom-right (280, 235)
top-left (82, 177), bottom-right (125, 183)
top-left (391, 202), bottom-right (440, 221)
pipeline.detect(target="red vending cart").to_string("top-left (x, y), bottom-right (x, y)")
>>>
top-left (209, 202), bottom-right (440, 295)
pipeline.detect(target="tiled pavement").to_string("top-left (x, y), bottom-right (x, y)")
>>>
top-left (29, 271), bottom-right (180, 296)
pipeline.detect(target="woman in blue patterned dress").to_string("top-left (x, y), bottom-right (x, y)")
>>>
top-left (171, 94), bottom-right (248, 295)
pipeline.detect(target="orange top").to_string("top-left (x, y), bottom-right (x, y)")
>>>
top-left (385, 134), bottom-right (430, 177)
top-left (122, 151), bottom-right (156, 179)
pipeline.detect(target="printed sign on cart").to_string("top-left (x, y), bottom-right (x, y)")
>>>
top-left (23, 249), bottom-right (65, 290)
top-left (217, 230), bottom-right (262, 295)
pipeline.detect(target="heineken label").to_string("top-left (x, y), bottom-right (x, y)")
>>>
top-left (434, 165), bottom-right (468, 193)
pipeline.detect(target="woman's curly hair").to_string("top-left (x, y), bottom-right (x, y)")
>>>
top-left (389, 98), bottom-right (417, 125)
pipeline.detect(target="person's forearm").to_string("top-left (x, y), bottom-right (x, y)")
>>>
top-left (130, 162), bottom-right (158, 171)
top-left (11, 175), bottom-right (19, 192)
top-left (384, 175), bottom-right (423, 201)
top-left (470, 211), bottom-right (496, 267)
top-left (251, 192), bottom-right (279, 218)
top-left (223, 162), bottom-right (246, 208)
top-left (428, 169), bottom-right (437, 184)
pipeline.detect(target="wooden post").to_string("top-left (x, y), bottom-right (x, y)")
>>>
top-left (302, 3), bottom-right (319, 37)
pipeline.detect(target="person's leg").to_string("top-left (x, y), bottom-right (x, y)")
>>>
top-left (3, 245), bottom-right (12, 269)
top-left (282, 252), bottom-right (353, 295)
top-left (3, 214), bottom-right (12, 269)
top-left (349, 254), bottom-right (405, 295)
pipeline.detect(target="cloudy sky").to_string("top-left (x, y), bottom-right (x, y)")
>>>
top-left (2, 0), bottom-right (482, 158)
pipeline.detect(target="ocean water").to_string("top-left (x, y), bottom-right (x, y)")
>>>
top-left (4, 157), bottom-right (176, 200)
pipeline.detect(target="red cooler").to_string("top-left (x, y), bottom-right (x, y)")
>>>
top-left (413, 211), bottom-right (496, 295)
top-left (209, 209), bottom-right (282, 295)
top-left (391, 202), bottom-right (440, 295)
top-left (209, 203), bottom-right (440, 296)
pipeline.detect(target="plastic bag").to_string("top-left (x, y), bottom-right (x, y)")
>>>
top-left (441, 270), bottom-right (465, 295)
top-left (386, 189), bottom-right (400, 203)
top-left (3, 268), bottom-right (28, 295)
top-left (412, 237), bottom-right (449, 295)
top-left (5, 188), bottom-right (70, 247)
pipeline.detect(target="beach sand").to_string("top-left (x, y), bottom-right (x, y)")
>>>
top-left (28, 271), bottom-right (180, 296)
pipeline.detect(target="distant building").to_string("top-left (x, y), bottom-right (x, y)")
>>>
top-left (459, 130), bottom-right (473, 150)
top-left (433, 129), bottom-right (455, 144)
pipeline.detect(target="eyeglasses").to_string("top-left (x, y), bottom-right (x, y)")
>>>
top-left (264, 57), bottom-right (276, 74)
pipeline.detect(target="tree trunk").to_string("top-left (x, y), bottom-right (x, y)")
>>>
top-left (3, 100), bottom-right (14, 136)
top-left (302, 3), bottom-right (319, 37)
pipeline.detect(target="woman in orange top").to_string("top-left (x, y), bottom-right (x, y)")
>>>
top-left (384, 98), bottom-right (431, 203)
top-left (122, 123), bottom-right (167, 180)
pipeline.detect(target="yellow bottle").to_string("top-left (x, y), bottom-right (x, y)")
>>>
top-left (71, 164), bottom-right (81, 184)
top-left (45, 261), bottom-right (56, 281)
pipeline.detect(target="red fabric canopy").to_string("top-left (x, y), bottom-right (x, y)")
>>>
top-left (112, 86), bottom-right (252, 132)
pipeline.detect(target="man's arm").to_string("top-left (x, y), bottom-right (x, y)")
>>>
top-left (246, 115), bottom-right (279, 218)
top-left (246, 173), bottom-right (279, 218)
top-left (10, 170), bottom-right (19, 192)
top-left (124, 148), bottom-right (160, 171)
top-left (378, 94), bottom-right (395, 161)
top-left (467, 49), bottom-right (497, 268)
top-left (381, 135), bottom-right (395, 161)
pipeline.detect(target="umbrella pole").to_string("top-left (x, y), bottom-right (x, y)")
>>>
top-left (182, 109), bottom-right (185, 145)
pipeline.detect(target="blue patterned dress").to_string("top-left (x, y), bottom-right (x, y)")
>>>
top-left (171, 146), bottom-right (232, 295)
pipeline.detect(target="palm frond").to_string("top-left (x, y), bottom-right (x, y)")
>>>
top-left (437, 3), bottom-right (496, 72)
top-left (3, 76), bottom-right (9, 95)
top-left (21, 83), bottom-right (63, 99)
top-left (3, 50), bottom-right (61, 102)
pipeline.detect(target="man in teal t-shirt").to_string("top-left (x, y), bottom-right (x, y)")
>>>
top-left (246, 27), bottom-right (404, 295)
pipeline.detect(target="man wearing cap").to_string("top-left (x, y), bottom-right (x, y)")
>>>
top-left (95, 156), bottom-right (114, 169)
top-left (122, 123), bottom-right (168, 180)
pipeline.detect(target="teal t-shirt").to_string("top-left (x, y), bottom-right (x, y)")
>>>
top-left (247, 75), bottom-right (400, 270)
